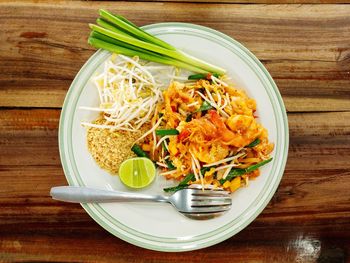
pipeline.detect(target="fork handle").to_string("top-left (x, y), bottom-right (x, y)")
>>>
top-left (50, 186), bottom-right (169, 203)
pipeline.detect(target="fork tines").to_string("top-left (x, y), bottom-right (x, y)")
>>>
top-left (188, 189), bottom-right (232, 213)
top-left (190, 189), bottom-right (230, 196)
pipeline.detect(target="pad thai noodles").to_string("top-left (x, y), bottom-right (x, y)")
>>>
top-left (136, 79), bottom-right (274, 192)
top-left (82, 54), bottom-right (274, 193)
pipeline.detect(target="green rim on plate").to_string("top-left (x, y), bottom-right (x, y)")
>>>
top-left (59, 23), bottom-right (289, 252)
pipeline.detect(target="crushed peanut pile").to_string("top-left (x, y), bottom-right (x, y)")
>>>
top-left (87, 118), bottom-right (150, 174)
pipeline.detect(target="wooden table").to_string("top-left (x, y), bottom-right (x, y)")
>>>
top-left (1, 1), bottom-right (349, 262)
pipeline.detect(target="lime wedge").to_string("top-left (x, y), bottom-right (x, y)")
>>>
top-left (118, 157), bottom-right (156, 189)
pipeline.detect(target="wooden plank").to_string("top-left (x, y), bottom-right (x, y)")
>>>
top-left (104, 0), bottom-right (350, 4)
top-left (0, 109), bottom-right (349, 212)
top-left (114, 0), bottom-right (350, 3)
top-left (3, 0), bottom-right (349, 6)
top-left (0, 219), bottom-right (348, 262)
top-left (0, 2), bottom-right (349, 111)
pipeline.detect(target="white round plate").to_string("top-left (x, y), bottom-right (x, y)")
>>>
top-left (59, 23), bottom-right (289, 252)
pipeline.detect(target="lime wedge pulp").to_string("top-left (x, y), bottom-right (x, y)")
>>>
top-left (118, 157), bottom-right (156, 189)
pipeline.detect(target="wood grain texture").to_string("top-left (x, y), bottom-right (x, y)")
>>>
top-left (1, 1), bottom-right (350, 262)
top-left (3, 0), bottom-right (350, 4)
top-left (0, 2), bottom-right (349, 111)
top-left (120, 0), bottom-right (350, 3)
top-left (0, 109), bottom-right (349, 262)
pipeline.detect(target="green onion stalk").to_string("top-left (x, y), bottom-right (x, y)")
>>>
top-left (88, 9), bottom-right (226, 75)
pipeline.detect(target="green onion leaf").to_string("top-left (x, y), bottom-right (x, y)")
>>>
top-left (155, 129), bottom-right (179, 136)
top-left (188, 73), bottom-right (220, 80)
top-left (131, 144), bottom-right (149, 158)
top-left (96, 18), bottom-right (131, 38)
top-left (246, 138), bottom-right (261, 148)
top-left (163, 167), bottom-right (210, 192)
top-left (185, 114), bottom-right (193, 122)
top-left (88, 10), bottom-right (226, 74)
top-left (91, 23), bottom-right (224, 74)
top-left (90, 24), bottom-right (175, 56)
top-left (196, 101), bottom-right (213, 112)
top-left (219, 158), bottom-right (273, 184)
top-left (219, 169), bottom-right (245, 184)
top-left (245, 158), bottom-right (273, 173)
top-left (99, 9), bottom-right (176, 50)
top-left (90, 31), bottom-right (159, 56)
top-left (163, 184), bottom-right (187, 193)
top-left (88, 37), bottom-right (208, 73)
top-left (163, 172), bottom-right (195, 192)
top-left (161, 142), bottom-right (168, 152)
top-left (165, 159), bottom-right (176, 170)
top-left (114, 14), bottom-right (138, 27)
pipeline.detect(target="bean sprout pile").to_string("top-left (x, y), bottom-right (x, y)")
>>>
top-left (81, 54), bottom-right (176, 131)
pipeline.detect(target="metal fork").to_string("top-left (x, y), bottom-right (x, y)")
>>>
top-left (50, 186), bottom-right (232, 219)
